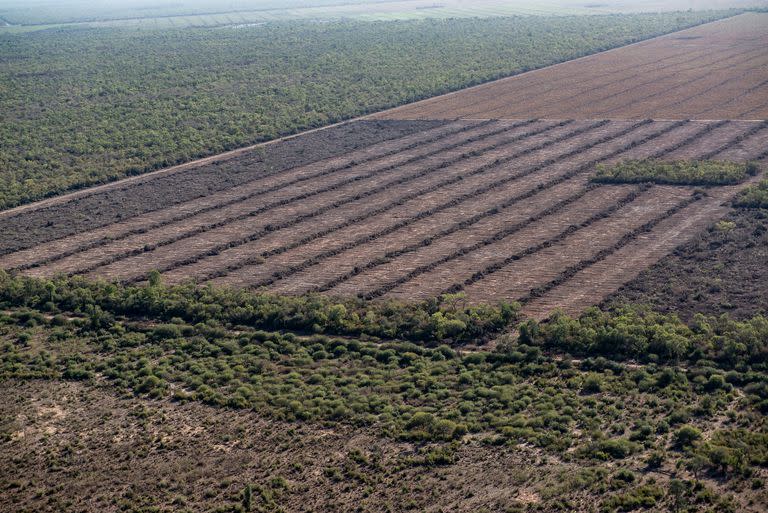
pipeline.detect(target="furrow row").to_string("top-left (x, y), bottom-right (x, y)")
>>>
top-left (444, 187), bottom-right (693, 302)
top-left (421, 186), bottom-right (650, 298)
top-left (5, 119), bottom-right (498, 270)
top-left (226, 121), bottom-right (648, 291)
top-left (363, 120), bottom-right (735, 301)
top-left (189, 123), bottom-right (644, 289)
top-left (518, 195), bottom-right (701, 305)
top-left (520, 189), bottom-right (746, 320)
top-left (595, 51), bottom-right (768, 117)
top-left (29, 119), bottom-right (561, 278)
top-left (79, 120), bottom-right (593, 282)
top-left (474, 43), bottom-right (761, 120)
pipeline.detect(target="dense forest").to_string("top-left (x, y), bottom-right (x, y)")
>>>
top-left (0, 11), bottom-right (735, 210)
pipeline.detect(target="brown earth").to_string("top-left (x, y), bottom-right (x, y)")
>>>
top-left (373, 13), bottom-right (768, 121)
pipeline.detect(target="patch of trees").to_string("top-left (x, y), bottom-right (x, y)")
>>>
top-left (592, 160), bottom-right (760, 186)
top-left (734, 178), bottom-right (768, 208)
top-left (517, 305), bottom-right (768, 371)
top-left (0, 272), bottom-right (517, 344)
top-left (0, 11), bottom-right (735, 209)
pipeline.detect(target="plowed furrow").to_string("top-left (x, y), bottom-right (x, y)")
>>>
top-left (379, 186), bottom-right (650, 301)
top-left (694, 77), bottom-right (768, 117)
top-left (595, 51), bottom-right (768, 117)
top-left (67, 120), bottom-right (595, 282)
top-left (473, 44), bottom-right (759, 120)
top-left (520, 188), bottom-right (746, 320)
top-left (737, 97), bottom-right (768, 119)
top-left (456, 187), bottom-right (695, 303)
top-left (312, 124), bottom-right (682, 296)
top-left (211, 121), bottom-right (654, 292)
top-left (642, 61), bottom-right (768, 118)
top-left (322, 182), bottom-right (598, 298)
top-left (398, 42), bottom-right (698, 119)
top-left (661, 120), bottom-right (749, 160)
top-left (24, 120), bottom-right (561, 278)
top-left (177, 121), bottom-right (632, 288)
top-left (368, 121), bottom-right (721, 300)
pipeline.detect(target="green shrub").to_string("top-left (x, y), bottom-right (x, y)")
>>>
top-left (734, 178), bottom-right (768, 208)
top-left (602, 485), bottom-right (664, 511)
top-left (580, 438), bottom-right (640, 460)
top-left (674, 425), bottom-right (702, 449)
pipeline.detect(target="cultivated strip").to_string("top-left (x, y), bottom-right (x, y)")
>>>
top-left (201, 121), bottom-right (643, 289)
top-left (473, 43), bottom-right (761, 120)
top-left (594, 51), bottom-right (768, 117)
top-left (445, 188), bottom-right (695, 302)
top-left (516, 194), bottom-right (702, 305)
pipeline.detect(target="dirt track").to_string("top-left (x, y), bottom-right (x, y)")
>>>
top-left (374, 13), bottom-right (768, 121)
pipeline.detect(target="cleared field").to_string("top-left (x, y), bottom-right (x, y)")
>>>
top-left (2, 117), bottom-right (766, 320)
top-left (3, 15), bottom-right (767, 321)
top-left (374, 13), bottom-right (768, 121)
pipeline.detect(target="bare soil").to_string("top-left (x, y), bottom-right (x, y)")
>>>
top-left (373, 13), bottom-right (768, 121)
top-left (2, 379), bottom-right (763, 513)
top-left (0, 380), bottom-right (585, 513)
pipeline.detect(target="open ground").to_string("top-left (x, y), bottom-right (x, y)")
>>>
top-left (375, 13), bottom-right (768, 121)
top-left (1, 118), bottom-right (766, 321)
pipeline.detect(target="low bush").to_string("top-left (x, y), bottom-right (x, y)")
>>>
top-left (517, 306), bottom-right (768, 371)
top-left (734, 178), bottom-right (768, 208)
top-left (0, 272), bottom-right (517, 344)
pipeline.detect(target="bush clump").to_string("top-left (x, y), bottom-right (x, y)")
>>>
top-left (734, 179), bottom-right (768, 208)
top-left (592, 160), bottom-right (758, 186)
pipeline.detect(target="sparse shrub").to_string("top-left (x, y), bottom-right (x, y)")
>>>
top-left (674, 425), bottom-right (702, 449)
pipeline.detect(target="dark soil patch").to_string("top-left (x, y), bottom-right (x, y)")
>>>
top-left (0, 380), bottom-right (553, 513)
top-left (0, 120), bottom-right (443, 256)
top-left (605, 208), bottom-right (768, 320)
